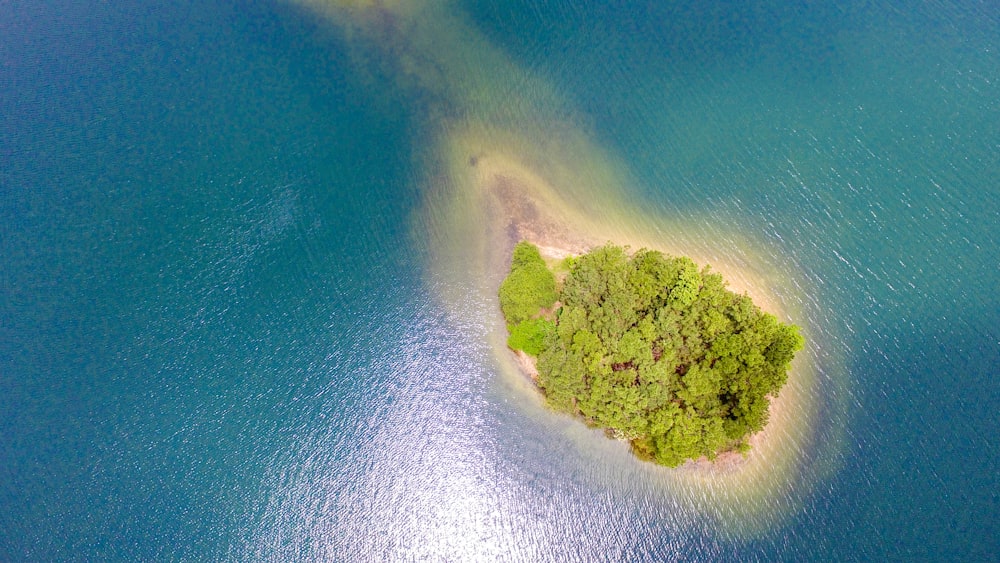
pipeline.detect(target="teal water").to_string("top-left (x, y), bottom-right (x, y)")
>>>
top-left (2, 1), bottom-right (997, 560)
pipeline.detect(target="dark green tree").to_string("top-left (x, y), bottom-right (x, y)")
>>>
top-left (498, 241), bottom-right (558, 325)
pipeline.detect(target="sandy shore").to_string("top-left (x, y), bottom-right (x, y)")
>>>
top-left (461, 146), bottom-right (811, 479)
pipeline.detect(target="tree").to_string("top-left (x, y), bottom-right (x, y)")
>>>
top-left (498, 241), bottom-right (557, 325)
top-left (498, 242), bottom-right (803, 467)
top-left (507, 318), bottom-right (555, 355)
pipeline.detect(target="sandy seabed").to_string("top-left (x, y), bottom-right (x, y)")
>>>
top-left (289, 0), bottom-right (841, 538)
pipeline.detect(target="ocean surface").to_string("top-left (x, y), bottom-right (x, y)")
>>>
top-left (2, 0), bottom-right (997, 560)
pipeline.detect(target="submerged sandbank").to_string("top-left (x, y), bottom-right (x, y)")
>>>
top-left (291, 0), bottom-right (838, 532)
top-left (428, 125), bottom-right (826, 526)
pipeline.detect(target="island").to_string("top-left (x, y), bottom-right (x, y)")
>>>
top-left (499, 240), bottom-right (803, 468)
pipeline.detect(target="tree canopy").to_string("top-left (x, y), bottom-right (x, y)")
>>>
top-left (499, 242), bottom-right (558, 356)
top-left (499, 242), bottom-right (803, 467)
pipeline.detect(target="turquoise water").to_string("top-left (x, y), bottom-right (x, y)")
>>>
top-left (2, 0), bottom-right (997, 560)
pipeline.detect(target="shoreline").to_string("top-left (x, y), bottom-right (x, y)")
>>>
top-left (458, 143), bottom-right (812, 480)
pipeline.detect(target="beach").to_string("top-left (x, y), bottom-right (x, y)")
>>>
top-left (446, 136), bottom-right (817, 487)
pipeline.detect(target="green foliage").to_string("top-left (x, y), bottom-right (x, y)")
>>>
top-left (498, 242), bottom-right (558, 325)
top-left (501, 242), bottom-right (804, 468)
top-left (507, 318), bottom-right (555, 356)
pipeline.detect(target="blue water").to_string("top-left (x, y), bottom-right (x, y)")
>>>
top-left (2, 0), bottom-right (997, 560)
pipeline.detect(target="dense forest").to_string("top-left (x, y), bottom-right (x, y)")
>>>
top-left (499, 242), bottom-right (803, 467)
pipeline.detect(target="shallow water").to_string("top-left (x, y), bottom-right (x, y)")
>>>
top-left (2, 0), bottom-right (997, 560)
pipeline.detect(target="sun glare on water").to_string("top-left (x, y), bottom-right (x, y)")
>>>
top-left (284, 0), bottom-right (847, 540)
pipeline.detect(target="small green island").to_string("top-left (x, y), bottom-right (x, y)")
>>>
top-left (499, 241), bottom-right (803, 467)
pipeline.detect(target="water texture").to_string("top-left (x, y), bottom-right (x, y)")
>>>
top-left (1, 0), bottom-right (997, 560)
